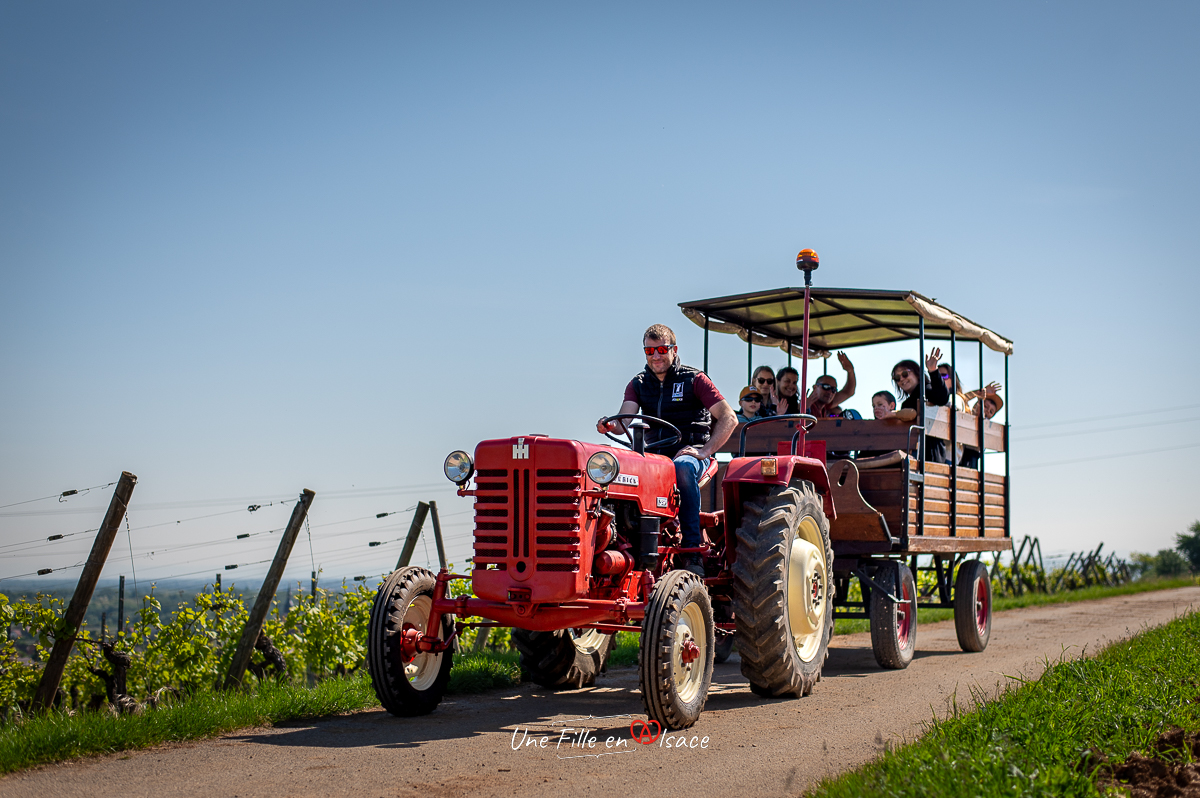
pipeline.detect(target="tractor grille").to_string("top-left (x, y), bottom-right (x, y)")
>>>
top-left (471, 458), bottom-right (584, 574)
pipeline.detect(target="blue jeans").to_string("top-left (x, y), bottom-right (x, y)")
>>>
top-left (674, 455), bottom-right (711, 549)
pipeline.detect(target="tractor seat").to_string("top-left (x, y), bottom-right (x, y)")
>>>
top-left (697, 457), bottom-right (720, 488)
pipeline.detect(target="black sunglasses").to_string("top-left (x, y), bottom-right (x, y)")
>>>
top-left (741, 395), bottom-right (762, 403)
top-left (815, 383), bottom-right (835, 391)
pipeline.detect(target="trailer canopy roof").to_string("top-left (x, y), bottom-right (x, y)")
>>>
top-left (679, 287), bottom-right (1013, 357)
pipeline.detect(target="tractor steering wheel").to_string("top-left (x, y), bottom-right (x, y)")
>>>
top-left (599, 414), bottom-right (683, 453)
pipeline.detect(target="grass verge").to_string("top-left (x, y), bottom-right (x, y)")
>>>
top-left (809, 609), bottom-right (1200, 797)
top-left (0, 649), bottom-right (523, 775)
top-left (833, 575), bottom-right (1198, 635)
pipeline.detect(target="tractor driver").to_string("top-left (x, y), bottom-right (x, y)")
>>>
top-left (596, 324), bottom-right (738, 577)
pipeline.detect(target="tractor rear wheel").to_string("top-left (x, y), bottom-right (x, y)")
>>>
top-left (732, 481), bottom-right (833, 698)
top-left (714, 635), bottom-right (735, 664)
top-left (639, 570), bottom-right (715, 730)
top-left (954, 559), bottom-right (992, 652)
top-left (367, 566), bottom-right (453, 717)
top-left (869, 561), bottom-right (917, 669)
top-left (512, 628), bottom-right (615, 689)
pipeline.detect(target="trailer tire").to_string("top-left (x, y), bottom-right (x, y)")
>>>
top-left (954, 559), bottom-right (992, 652)
top-left (367, 566), bottom-right (453, 717)
top-left (512, 628), bottom-right (614, 689)
top-left (732, 481), bottom-right (833, 698)
top-left (639, 570), bottom-right (714, 730)
top-left (869, 561), bottom-right (917, 669)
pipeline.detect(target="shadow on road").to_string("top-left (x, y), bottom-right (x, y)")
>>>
top-left (231, 662), bottom-right (775, 751)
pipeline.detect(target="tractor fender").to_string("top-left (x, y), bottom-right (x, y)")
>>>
top-left (721, 456), bottom-right (835, 535)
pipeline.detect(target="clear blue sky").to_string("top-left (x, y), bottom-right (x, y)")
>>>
top-left (2, 2), bottom-right (1198, 591)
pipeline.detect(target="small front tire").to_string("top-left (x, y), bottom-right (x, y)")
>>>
top-left (367, 566), bottom-right (453, 717)
top-left (639, 571), bottom-right (714, 730)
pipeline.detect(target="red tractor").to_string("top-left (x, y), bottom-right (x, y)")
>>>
top-left (368, 251), bottom-right (841, 730)
top-left (366, 414), bottom-right (835, 729)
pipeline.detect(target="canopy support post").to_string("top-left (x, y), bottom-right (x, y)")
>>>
top-left (949, 330), bottom-right (957, 538)
top-left (978, 341), bottom-right (985, 537)
top-left (703, 316), bottom-right (709, 374)
top-left (918, 315), bottom-right (926, 533)
top-left (1004, 353), bottom-right (1010, 540)
top-left (747, 327), bottom-right (753, 385)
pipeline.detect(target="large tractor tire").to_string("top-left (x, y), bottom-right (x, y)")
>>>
top-left (512, 628), bottom-right (615, 689)
top-left (953, 559), bottom-right (992, 652)
top-left (713, 635), bottom-right (735, 664)
top-left (869, 560), bottom-right (917, 669)
top-left (367, 566), bottom-right (454, 717)
top-left (732, 480), bottom-right (833, 698)
top-left (639, 570), bottom-right (715, 730)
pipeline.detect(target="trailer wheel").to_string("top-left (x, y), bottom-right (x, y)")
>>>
top-left (732, 481), bottom-right (833, 698)
top-left (512, 628), bottom-right (615, 689)
top-left (639, 570), bottom-right (714, 730)
top-left (953, 559), bottom-right (992, 652)
top-left (367, 566), bottom-right (453, 717)
top-left (869, 561), bottom-right (917, 669)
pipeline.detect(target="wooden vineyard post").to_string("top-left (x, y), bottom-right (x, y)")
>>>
top-left (117, 575), bottom-right (126, 638)
top-left (32, 472), bottom-right (137, 711)
top-left (223, 489), bottom-right (315, 689)
top-left (396, 502), bottom-right (430, 569)
top-left (429, 501), bottom-right (448, 570)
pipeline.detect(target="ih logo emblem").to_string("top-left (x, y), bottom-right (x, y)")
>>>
top-left (512, 438), bottom-right (529, 459)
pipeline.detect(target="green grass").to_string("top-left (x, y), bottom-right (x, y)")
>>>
top-left (0, 648), bottom-right (523, 775)
top-left (809, 609), bottom-right (1200, 797)
top-left (0, 672), bottom-right (379, 774)
top-left (832, 575), bottom-right (1198, 635)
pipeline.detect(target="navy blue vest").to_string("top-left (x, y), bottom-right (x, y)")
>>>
top-left (629, 363), bottom-right (712, 456)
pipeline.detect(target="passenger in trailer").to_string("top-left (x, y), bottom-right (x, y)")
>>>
top-left (751, 366), bottom-right (778, 416)
top-left (960, 387), bottom-right (1003, 468)
top-left (805, 351), bottom-right (857, 419)
top-left (775, 366), bottom-right (801, 415)
top-left (735, 386), bottom-right (767, 423)
top-left (891, 348), bottom-right (951, 464)
top-left (871, 390), bottom-right (897, 420)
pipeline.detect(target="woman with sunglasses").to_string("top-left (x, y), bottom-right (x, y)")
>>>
top-left (891, 347), bottom-right (951, 463)
top-left (750, 366), bottom-right (778, 416)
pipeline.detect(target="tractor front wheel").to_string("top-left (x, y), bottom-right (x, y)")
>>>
top-left (512, 628), bottom-right (615, 689)
top-left (954, 559), bottom-right (992, 652)
top-left (639, 570), bottom-right (715, 730)
top-left (869, 561), bottom-right (917, 669)
top-left (367, 566), bottom-right (453, 717)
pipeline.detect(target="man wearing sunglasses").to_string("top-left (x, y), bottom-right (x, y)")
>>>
top-left (596, 324), bottom-right (737, 576)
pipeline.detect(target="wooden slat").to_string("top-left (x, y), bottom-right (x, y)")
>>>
top-left (904, 536), bottom-right (1012, 553)
top-left (925, 407), bottom-right (1006, 452)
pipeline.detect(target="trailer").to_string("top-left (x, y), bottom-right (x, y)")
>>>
top-left (680, 283), bottom-right (1013, 666)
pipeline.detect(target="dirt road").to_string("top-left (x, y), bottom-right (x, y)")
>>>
top-left (6, 586), bottom-right (1198, 798)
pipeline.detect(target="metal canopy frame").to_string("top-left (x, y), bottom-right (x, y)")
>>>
top-left (680, 287), bottom-right (1013, 355)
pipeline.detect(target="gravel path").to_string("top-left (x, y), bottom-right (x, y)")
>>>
top-left (5, 586), bottom-right (1198, 798)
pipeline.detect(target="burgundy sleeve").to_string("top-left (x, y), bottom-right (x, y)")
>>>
top-left (693, 373), bottom-right (725, 409)
top-left (623, 381), bottom-right (638, 405)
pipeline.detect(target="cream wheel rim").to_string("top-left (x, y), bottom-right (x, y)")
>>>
top-left (402, 595), bottom-right (443, 690)
top-left (570, 628), bottom-right (608, 655)
top-left (672, 601), bottom-right (707, 703)
top-left (786, 514), bottom-right (828, 663)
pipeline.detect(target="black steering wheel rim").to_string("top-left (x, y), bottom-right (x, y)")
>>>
top-left (600, 413), bottom-right (683, 452)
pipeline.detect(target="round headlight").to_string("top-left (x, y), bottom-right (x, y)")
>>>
top-left (586, 451), bottom-right (620, 486)
top-left (444, 450), bottom-right (474, 484)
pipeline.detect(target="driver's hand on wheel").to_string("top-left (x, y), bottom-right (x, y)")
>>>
top-left (597, 418), bottom-right (617, 434)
